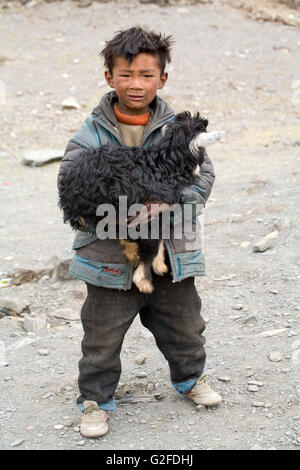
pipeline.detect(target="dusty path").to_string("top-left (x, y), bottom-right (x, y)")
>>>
top-left (0, 0), bottom-right (300, 450)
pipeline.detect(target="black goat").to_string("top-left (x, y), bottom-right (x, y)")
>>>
top-left (58, 111), bottom-right (224, 293)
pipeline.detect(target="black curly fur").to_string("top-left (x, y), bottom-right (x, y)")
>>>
top-left (58, 111), bottom-right (208, 233)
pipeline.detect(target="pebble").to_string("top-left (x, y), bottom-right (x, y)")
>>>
top-left (62, 97), bottom-right (80, 110)
top-left (252, 401), bottom-right (265, 407)
top-left (253, 237), bottom-right (272, 252)
top-left (135, 353), bottom-right (148, 365)
top-left (10, 439), bottom-right (25, 447)
top-left (53, 308), bottom-right (80, 322)
top-left (218, 376), bottom-right (232, 383)
top-left (248, 380), bottom-right (264, 387)
top-left (248, 385), bottom-right (259, 392)
top-left (54, 424), bottom-right (64, 430)
top-left (135, 371), bottom-right (148, 378)
top-left (22, 149), bottom-right (64, 167)
top-left (37, 349), bottom-right (49, 356)
top-left (195, 405), bottom-right (206, 411)
top-left (269, 351), bottom-right (283, 362)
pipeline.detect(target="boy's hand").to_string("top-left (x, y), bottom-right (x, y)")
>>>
top-left (127, 200), bottom-right (171, 227)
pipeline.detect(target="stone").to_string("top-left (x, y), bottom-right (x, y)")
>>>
top-left (269, 351), bottom-right (283, 362)
top-left (253, 237), bottom-right (272, 253)
top-left (23, 316), bottom-right (47, 333)
top-left (218, 376), bottom-right (231, 383)
top-left (53, 308), bottom-right (80, 322)
top-left (22, 149), bottom-right (64, 167)
top-left (135, 371), bottom-right (148, 378)
top-left (240, 241), bottom-right (250, 248)
top-left (257, 328), bottom-right (287, 337)
top-left (265, 230), bottom-right (279, 240)
top-left (248, 380), bottom-right (264, 387)
top-left (62, 97), bottom-right (80, 110)
top-left (10, 439), bottom-right (25, 447)
top-left (135, 353), bottom-right (148, 365)
top-left (54, 258), bottom-right (72, 281)
top-left (248, 385), bottom-right (259, 392)
top-left (0, 299), bottom-right (30, 316)
top-left (37, 349), bottom-right (49, 356)
top-left (54, 424), bottom-right (64, 430)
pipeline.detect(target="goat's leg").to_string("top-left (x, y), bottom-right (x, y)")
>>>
top-left (152, 240), bottom-right (168, 276)
top-left (120, 239), bottom-right (154, 293)
top-left (133, 261), bottom-right (153, 294)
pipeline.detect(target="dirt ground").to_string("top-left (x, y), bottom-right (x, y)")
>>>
top-left (0, 0), bottom-right (300, 451)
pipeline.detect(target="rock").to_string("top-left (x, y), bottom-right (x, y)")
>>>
top-left (54, 424), bottom-right (64, 430)
top-left (252, 401), bottom-right (265, 407)
top-left (62, 97), bottom-right (80, 110)
top-left (248, 380), bottom-right (264, 387)
top-left (265, 230), bottom-right (279, 240)
top-left (22, 149), bottom-right (64, 167)
top-left (23, 315), bottom-right (47, 333)
top-left (53, 308), bottom-right (80, 322)
top-left (135, 353), bottom-right (148, 365)
top-left (253, 237), bottom-right (272, 252)
top-left (218, 376), bottom-right (231, 383)
top-left (135, 371), bottom-right (148, 378)
top-left (37, 349), bottom-right (49, 356)
top-left (257, 328), bottom-right (287, 337)
top-left (0, 299), bottom-right (30, 316)
top-left (232, 304), bottom-right (243, 310)
top-left (54, 258), bottom-right (72, 281)
top-left (269, 351), bottom-right (283, 362)
top-left (77, 0), bottom-right (93, 7)
top-left (240, 241), bottom-right (250, 248)
top-left (248, 385), bottom-right (259, 392)
top-left (10, 439), bottom-right (25, 447)
top-left (195, 404), bottom-right (206, 411)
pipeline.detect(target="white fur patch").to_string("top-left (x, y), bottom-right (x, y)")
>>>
top-left (189, 130), bottom-right (225, 154)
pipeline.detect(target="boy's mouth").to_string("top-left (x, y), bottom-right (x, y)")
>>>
top-left (128, 95), bottom-right (144, 101)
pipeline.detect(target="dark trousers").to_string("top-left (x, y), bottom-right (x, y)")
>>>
top-left (77, 271), bottom-right (206, 407)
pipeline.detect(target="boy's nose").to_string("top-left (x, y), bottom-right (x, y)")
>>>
top-left (129, 77), bottom-right (143, 89)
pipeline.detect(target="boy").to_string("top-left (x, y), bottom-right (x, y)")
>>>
top-left (57, 27), bottom-right (222, 439)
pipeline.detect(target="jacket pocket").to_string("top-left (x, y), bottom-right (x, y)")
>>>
top-left (69, 254), bottom-right (132, 290)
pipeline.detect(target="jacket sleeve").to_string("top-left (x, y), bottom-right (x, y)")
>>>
top-left (57, 115), bottom-right (102, 232)
top-left (180, 150), bottom-right (215, 205)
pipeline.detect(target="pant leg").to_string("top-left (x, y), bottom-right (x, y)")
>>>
top-left (139, 273), bottom-right (206, 385)
top-left (77, 282), bottom-right (144, 408)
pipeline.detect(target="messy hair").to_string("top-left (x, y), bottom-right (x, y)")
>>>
top-left (100, 26), bottom-right (174, 74)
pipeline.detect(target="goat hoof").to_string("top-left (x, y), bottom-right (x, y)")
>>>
top-left (152, 261), bottom-right (168, 276)
top-left (135, 279), bottom-right (154, 294)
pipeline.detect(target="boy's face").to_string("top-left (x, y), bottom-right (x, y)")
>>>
top-left (105, 53), bottom-right (168, 115)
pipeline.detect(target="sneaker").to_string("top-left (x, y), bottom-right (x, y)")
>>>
top-left (80, 400), bottom-right (109, 438)
top-left (184, 375), bottom-right (222, 407)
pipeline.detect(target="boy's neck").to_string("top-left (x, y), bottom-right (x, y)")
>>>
top-left (115, 101), bottom-right (150, 117)
top-left (114, 104), bottom-right (150, 126)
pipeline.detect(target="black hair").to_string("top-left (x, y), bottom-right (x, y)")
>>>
top-left (100, 26), bottom-right (174, 74)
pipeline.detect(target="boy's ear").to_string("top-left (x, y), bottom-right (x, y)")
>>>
top-left (105, 70), bottom-right (115, 89)
top-left (158, 72), bottom-right (168, 90)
